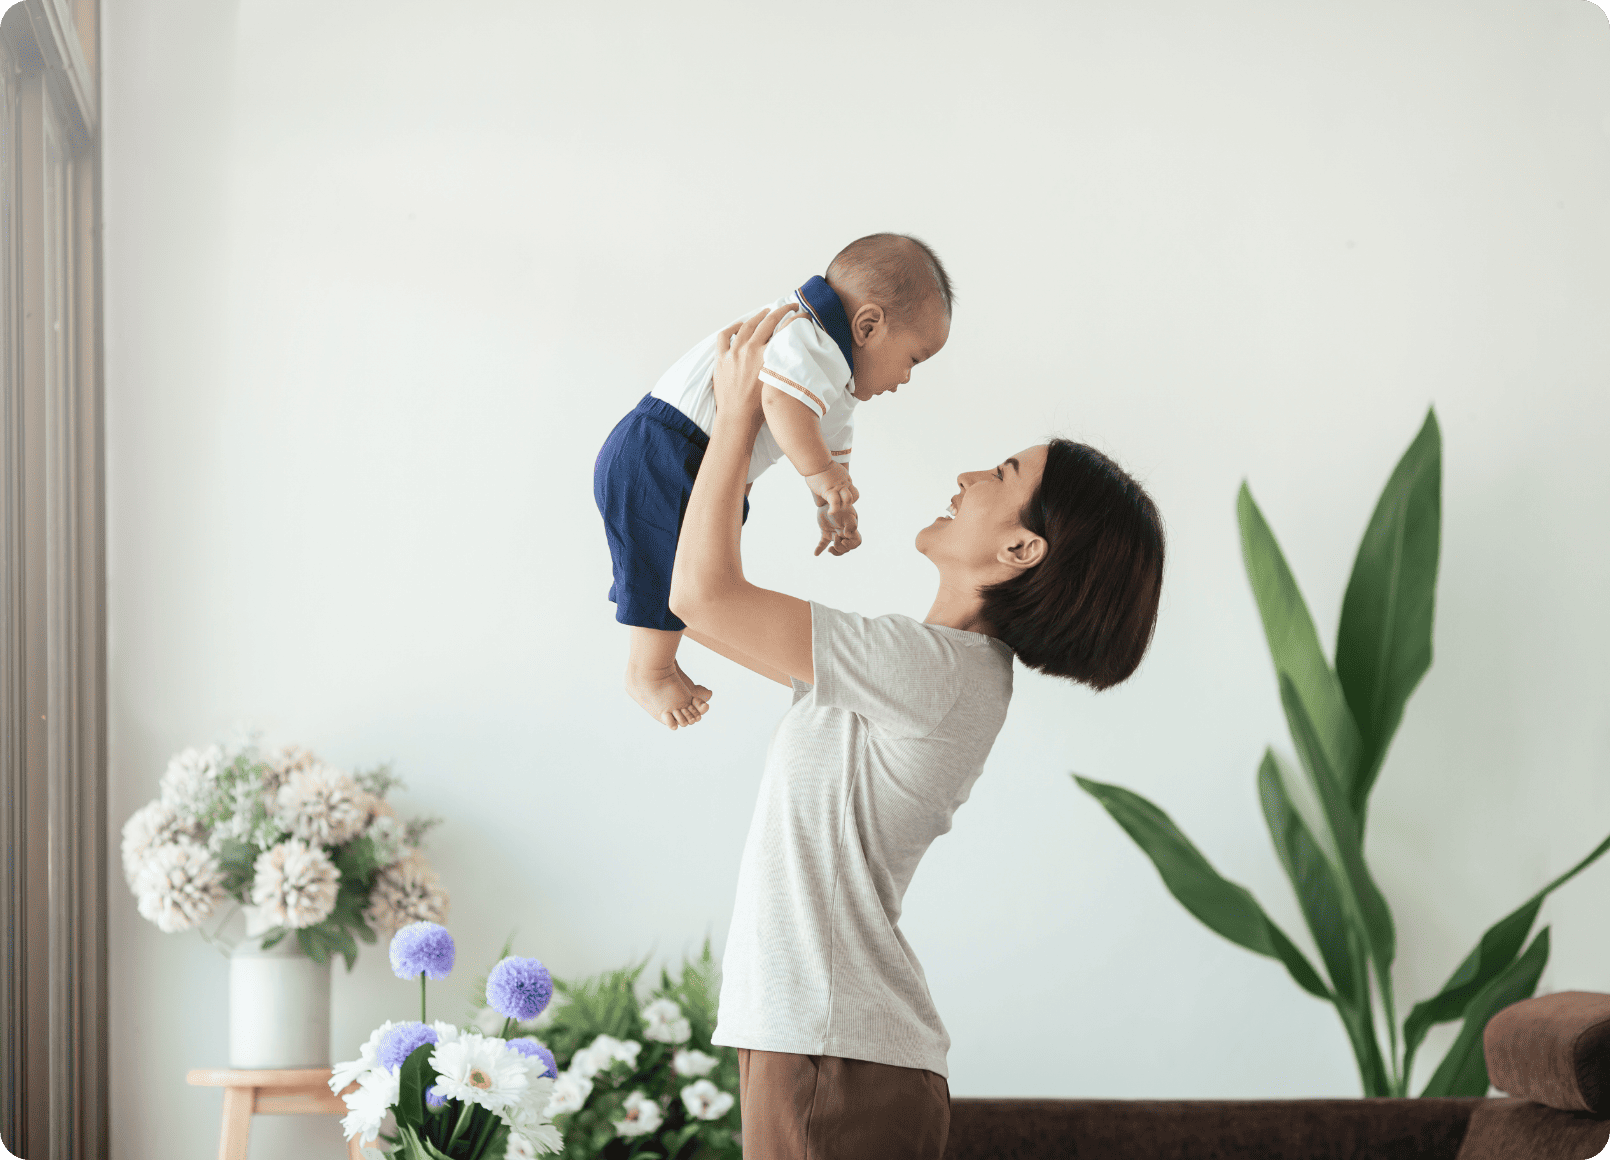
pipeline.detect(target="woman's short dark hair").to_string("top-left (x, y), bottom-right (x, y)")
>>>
top-left (980, 439), bottom-right (1164, 689)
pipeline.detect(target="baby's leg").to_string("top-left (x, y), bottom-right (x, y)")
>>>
top-left (625, 627), bottom-right (710, 730)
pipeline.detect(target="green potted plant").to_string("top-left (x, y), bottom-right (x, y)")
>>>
top-left (1079, 409), bottom-right (1610, 1096)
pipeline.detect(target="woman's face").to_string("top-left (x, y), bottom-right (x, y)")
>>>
top-left (916, 444), bottom-right (1050, 571)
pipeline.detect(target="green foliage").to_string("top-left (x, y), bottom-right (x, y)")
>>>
top-left (485, 941), bottom-right (741, 1160)
top-left (1078, 408), bottom-right (1610, 1096)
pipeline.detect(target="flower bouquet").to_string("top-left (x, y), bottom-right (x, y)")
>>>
top-left (120, 737), bottom-right (447, 964)
top-left (335, 922), bottom-right (563, 1159)
top-left (468, 942), bottom-right (740, 1160)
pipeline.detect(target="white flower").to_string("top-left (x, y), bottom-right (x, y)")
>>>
top-left (340, 1065), bottom-right (399, 1143)
top-left (505, 1132), bottom-right (536, 1160)
top-left (673, 1048), bottom-right (719, 1078)
top-left (523, 1123), bottom-right (563, 1154)
top-left (364, 814), bottom-right (408, 866)
top-left (543, 1071), bottom-right (592, 1116)
top-left (431, 1020), bottom-right (462, 1046)
top-left (471, 1005), bottom-right (506, 1036)
top-left (430, 1033), bottom-right (528, 1112)
top-left (250, 838), bottom-right (339, 929)
top-left (569, 1034), bottom-right (639, 1079)
top-left (262, 744), bottom-right (318, 797)
top-left (613, 1090), bottom-right (662, 1138)
top-left (680, 1078), bottom-right (734, 1121)
top-left (641, 998), bottom-right (691, 1044)
top-left (330, 1021), bottom-right (399, 1094)
top-left (120, 800), bottom-right (191, 885)
top-left (363, 852), bottom-right (450, 936)
top-left (503, 1101), bottom-right (564, 1160)
top-left (275, 763), bottom-right (372, 847)
top-left (133, 841), bottom-right (228, 933)
top-left (158, 746), bottom-right (227, 818)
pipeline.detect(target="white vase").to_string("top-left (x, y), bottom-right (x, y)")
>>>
top-left (228, 933), bottom-right (332, 1068)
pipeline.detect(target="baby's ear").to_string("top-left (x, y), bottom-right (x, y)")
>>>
top-left (852, 302), bottom-right (885, 344)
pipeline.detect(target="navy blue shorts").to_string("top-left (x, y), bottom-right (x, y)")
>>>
top-left (594, 394), bottom-right (749, 632)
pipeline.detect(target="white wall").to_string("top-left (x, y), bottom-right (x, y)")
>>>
top-left (103, 1), bottom-right (1610, 1156)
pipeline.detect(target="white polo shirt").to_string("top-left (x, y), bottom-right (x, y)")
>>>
top-left (649, 277), bottom-right (859, 484)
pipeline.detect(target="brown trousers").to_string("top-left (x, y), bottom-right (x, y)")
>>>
top-left (737, 1048), bottom-right (951, 1160)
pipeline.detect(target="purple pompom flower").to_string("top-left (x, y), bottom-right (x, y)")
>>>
top-left (508, 1037), bottom-right (558, 1079)
top-left (389, 922), bottom-right (455, 981)
top-left (377, 1021), bottom-right (439, 1071)
top-left (486, 956), bottom-right (553, 1022)
top-left (425, 1084), bottom-right (448, 1109)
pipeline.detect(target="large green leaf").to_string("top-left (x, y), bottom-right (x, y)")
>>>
top-left (1335, 409), bottom-right (1442, 818)
top-left (1076, 776), bottom-right (1329, 1000)
top-left (396, 1043), bottom-right (440, 1134)
top-left (1255, 751), bottom-right (1396, 1093)
top-left (1401, 829), bottom-right (1610, 1079)
top-left (1238, 485), bottom-right (1363, 810)
top-left (1420, 927), bottom-right (1550, 1097)
top-left (1279, 676), bottom-right (1397, 981)
top-left (1256, 751), bottom-right (1360, 1002)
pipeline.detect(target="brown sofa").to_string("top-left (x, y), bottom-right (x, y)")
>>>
top-left (945, 992), bottom-right (1610, 1160)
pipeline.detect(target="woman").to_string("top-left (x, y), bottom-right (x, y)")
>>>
top-left (669, 306), bottom-right (1165, 1160)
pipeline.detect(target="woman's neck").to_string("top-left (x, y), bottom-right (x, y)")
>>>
top-left (924, 581), bottom-right (994, 636)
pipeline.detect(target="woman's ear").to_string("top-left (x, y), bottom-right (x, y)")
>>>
top-left (852, 302), bottom-right (885, 346)
top-left (997, 533), bottom-right (1047, 572)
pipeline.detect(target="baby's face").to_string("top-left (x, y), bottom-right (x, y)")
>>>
top-left (850, 303), bottom-right (950, 402)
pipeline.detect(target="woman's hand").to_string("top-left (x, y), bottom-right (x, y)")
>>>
top-left (713, 304), bottom-right (801, 426)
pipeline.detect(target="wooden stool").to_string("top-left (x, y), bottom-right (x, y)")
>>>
top-left (186, 1068), bottom-right (365, 1160)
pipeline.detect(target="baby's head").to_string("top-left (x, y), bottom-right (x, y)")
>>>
top-left (825, 234), bottom-right (953, 401)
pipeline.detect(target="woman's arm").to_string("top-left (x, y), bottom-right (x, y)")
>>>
top-left (669, 306), bottom-right (815, 686)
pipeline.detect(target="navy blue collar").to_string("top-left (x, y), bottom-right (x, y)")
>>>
top-left (795, 276), bottom-right (856, 377)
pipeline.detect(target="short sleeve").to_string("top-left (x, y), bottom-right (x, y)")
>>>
top-left (822, 410), bottom-right (855, 465)
top-left (760, 315), bottom-right (851, 420)
top-left (809, 603), bottom-right (963, 738)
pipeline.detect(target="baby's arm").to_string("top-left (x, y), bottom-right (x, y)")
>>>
top-left (761, 386), bottom-right (859, 520)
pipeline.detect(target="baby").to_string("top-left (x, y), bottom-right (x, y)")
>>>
top-left (593, 233), bottom-right (954, 729)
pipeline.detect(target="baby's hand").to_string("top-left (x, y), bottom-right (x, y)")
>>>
top-left (815, 502), bottom-right (863, 557)
top-left (805, 464), bottom-right (859, 518)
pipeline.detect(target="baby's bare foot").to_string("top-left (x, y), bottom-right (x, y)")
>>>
top-left (675, 661), bottom-right (713, 710)
top-left (626, 662), bottom-right (707, 730)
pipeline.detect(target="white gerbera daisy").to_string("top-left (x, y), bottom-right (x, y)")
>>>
top-left (680, 1078), bottom-right (734, 1121)
top-left (543, 1071), bottom-right (592, 1116)
top-left (340, 1066), bottom-right (399, 1143)
top-left (275, 763), bottom-right (372, 847)
top-left (672, 1048), bottom-right (719, 1078)
top-left (363, 852), bottom-right (450, 935)
top-left (133, 841), bottom-right (228, 933)
top-left (505, 1132), bottom-right (536, 1160)
top-left (430, 1033), bottom-right (528, 1112)
top-left (330, 1020), bottom-right (399, 1095)
top-left (614, 1090), bottom-right (662, 1138)
top-left (430, 1020), bottom-right (462, 1046)
top-left (641, 998), bottom-right (691, 1044)
top-left (250, 838), bottom-right (339, 929)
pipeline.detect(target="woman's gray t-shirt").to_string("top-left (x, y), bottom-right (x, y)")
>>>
top-left (711, 602), bottom-right (1015, 1077)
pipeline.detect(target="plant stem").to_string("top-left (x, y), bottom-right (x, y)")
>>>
top-left (444, 1101), bottom-right (475, 1153)
top-left (469, 1104), bottom-right (500, 1156)
top-left (421, 973), bottom-right (428, 1024)
top-left (501, 1016), bottom-right (516, 1039)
